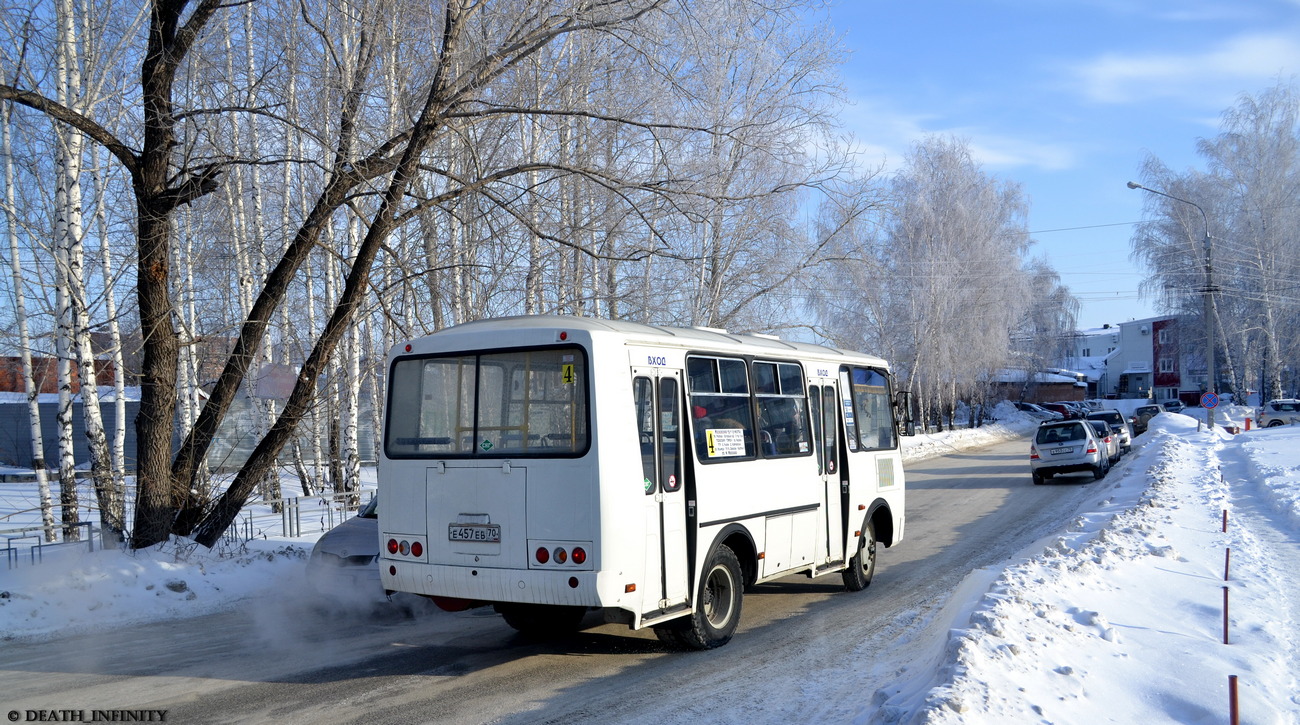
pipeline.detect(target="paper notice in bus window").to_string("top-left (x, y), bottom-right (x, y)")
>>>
top-left (705, 428), bottom-right (746, 457)
top-left (561, 364), bottom-right (575, 384)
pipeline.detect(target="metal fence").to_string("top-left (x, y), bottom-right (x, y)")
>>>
top-left (219, 491), bottom-right (372, 547)
top-left (2, 491), bottom-right (371, 566)
top-left (3, 521), bottom-right (97, 569)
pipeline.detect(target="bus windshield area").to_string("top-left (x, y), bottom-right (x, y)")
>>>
top-left (384, 346), bottom-right (589, 458)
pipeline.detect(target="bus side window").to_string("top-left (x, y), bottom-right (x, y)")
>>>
top-left (754, 361), bottom-right (810, 457)
top-left (634, 377), bottom-right (656, 494)
top-left (849, 366), bottom-right (897, 451)
top-left (659, 378), bottom-right (681, 491)
top-left (687, 355), bottom-right (755, 461)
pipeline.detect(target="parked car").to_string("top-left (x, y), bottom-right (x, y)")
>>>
top-left (1256, 399), bottom-right (1300, 428)
top-left (1014, 401), bottom-right (1063, 420)
top-left (307, 496), bottom-right (383, 599)
top-left (1039, 402), bottom-right (1080, 419)
top-left (1160, 399), bottom-right (1185, 413)
top-left (1086, 410), bottom-right (1133, 454)
top-left (1132, 404), bottom-right (1162, 435)
top-left (1088, 419), bottom-right (1121, 465)
top-left (1030, 420), bottom-right (1108, 485)
top-left (1060, 401), bottom-right (1091, 418)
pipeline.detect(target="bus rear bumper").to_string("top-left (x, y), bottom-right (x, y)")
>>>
top-left (381, 560), bottom-right (629, 610)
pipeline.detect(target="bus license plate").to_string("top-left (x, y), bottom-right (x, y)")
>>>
top-left (449, 524), bottom-right (500, 543)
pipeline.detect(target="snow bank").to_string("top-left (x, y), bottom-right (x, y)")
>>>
top-left (872, 416), bottom-right (1300, 724)
top-left (901, 401), bottom-right (1038, 463)
top-left (0, 539), bottom-right (310, 642)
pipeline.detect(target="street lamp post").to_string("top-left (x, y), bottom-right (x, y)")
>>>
top-left (1127, 181), bottom-right (1217, 430)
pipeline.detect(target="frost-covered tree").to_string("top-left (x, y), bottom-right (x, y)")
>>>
top-left (1131, 81), bottom-right (1300, 401)
top-left (815, 136), bottom-right (1060, 427)
top-left (2, 0), bottom-right (856, 547)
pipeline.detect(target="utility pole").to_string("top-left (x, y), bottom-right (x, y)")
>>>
top-left (1127, 181), bottom-right (1216, 430)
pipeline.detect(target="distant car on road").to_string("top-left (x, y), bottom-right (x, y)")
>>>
top-left (1086, 410), bottom-right (1132, 454)
top-left (1160, 399), bottom-right (1185, 413)
top-left (1256, 399), bottom-right (1300, 428)
top-left (1030, 420), bottom-right (1108, 485)
top-left (1039, 402), bottom-right (1080, 419)
top-left (1132, 404), bottom-right (1162, 435)
top-left (1087, 419), bottom-right (1121, 465)
top-left (1014, 401), bottom-right (1063, 420)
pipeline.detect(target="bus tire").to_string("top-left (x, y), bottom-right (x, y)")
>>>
top-left (842, 520), bottom-right (876, 592)
top-left (674, 544), bottom-right (744, 650)
top-left (495, 603), bottom-right (586, 636)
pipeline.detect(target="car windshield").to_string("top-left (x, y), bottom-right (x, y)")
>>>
top-left (358, 496), bottom-right (378, 518)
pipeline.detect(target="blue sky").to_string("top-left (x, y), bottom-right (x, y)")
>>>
top-left (824, 0), bottom-right (1300, 330)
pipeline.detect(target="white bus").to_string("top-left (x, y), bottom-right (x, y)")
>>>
top-left (378, 315), bottom-right (911, 649)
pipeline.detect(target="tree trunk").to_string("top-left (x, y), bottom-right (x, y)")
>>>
top-left (2, 103), bottom-right (55, 542)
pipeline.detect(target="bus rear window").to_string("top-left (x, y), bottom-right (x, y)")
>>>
top-left (385, 346), bottom-right (589, 458)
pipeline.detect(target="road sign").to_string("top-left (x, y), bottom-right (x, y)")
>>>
top-left (1201, 392), bottom-right (1219, 409)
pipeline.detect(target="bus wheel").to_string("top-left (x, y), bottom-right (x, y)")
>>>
top-left (675, 544), bottom-right (743, 650)
top-left (842, 520), bottom-right (876, 592)
top-left (495, 604), bottom-right (586, 636)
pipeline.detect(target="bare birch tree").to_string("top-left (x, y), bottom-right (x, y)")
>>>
top-left (3, 0), bottom-right (871, 548)
top-left (1131, 81), bottom-right (1300, 401)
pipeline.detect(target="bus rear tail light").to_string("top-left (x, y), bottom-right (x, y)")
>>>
top-left (530, 540), bottom-right (593, 569)
top-left (387, 537), bottom-right (425, 559)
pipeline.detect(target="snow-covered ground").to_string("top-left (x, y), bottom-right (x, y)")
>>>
top-left (2, 403), bottom-right (1297, 724)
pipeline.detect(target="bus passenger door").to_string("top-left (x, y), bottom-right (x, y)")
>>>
top-left (633, 369), bottom-right (690, 610)
top-left (809, 381), bottom-right (844, 564)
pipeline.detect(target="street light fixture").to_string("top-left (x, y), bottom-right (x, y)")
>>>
top-left (1127, 181), bottom-right (1217, 430)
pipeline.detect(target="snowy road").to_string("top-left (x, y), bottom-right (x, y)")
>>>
top-left (1, 435), bottom-right (1117, 724)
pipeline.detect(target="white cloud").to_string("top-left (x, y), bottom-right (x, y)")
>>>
top-left (835, 96), bottom-right (1077, 173)
top-left (1073, 31), bottom-right (1300, 105)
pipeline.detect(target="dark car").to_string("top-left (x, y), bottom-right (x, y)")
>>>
top-left (1039, 402), bottom-right (1079, 419)
top-left (1160, 399), bottom-right (1185, 413)
top-left (1014, 401), bottom-right (1063, 420)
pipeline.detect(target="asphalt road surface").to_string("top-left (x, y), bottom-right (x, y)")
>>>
top-left (2, 435), bottom-right (1119, 724)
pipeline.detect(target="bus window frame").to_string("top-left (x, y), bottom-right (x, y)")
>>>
top-left (752, 359), bottom-right (812, 459)
top-left (383, 343), bottom-right (592, 460)
top-left (838, 364), bottom-right (899, 452)
top-left (687, 354), bottom-right (757, 464)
